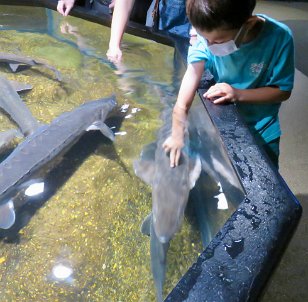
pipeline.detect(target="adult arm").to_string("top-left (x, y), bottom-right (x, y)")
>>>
top-left (163, 60), bottom-right (205, 167)
top-left (107, 0), bottom-right (135, 62)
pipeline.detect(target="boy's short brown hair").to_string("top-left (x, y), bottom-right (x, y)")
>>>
top-left (186, 0), bottom-right (256, 31)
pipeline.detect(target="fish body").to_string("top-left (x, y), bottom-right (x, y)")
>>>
top-left (0, 129), bottom-right (22, 153)
top-left (134, 107), bottom-right (201, 301)
top-left (141, 213), bottom-right (169, 302)
top-left (0, 96), bottom-right (117, 229)
top-left (0, 52), bottom-right (62, 81)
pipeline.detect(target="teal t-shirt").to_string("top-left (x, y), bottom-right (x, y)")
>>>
top-left (188, 14), bottom-right (295, 143)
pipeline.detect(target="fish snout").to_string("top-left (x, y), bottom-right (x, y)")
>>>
top-left (157, 235), bottom-right (170, 244)
top-left (153, 217), bottom-right (178, 244)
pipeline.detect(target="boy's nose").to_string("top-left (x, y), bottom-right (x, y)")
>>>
top-left (206, 39), bottom-right (215, 46)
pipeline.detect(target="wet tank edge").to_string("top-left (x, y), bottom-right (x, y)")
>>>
top-left (0, 1), bottom-right (302, 301)
top-left (166, 89), bottom-right (302, 302)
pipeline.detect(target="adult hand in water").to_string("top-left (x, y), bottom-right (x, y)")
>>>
top-left (106, 46), bottom-right (123, 64)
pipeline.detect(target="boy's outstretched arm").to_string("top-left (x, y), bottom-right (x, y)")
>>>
top-left (107, 0), bottom-right (135, 62)
top-left (204, 83), bottom-right (291, 104)
top-left (163, 61), bottom-right (205, 167)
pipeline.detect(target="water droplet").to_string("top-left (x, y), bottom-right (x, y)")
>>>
top-left (224, 238), bottom-right (244, 259)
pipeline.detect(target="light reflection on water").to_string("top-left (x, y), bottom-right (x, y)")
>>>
top-left (0, 5), bottom-right (243, 301)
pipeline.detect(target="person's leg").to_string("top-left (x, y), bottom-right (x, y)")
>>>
top-left (263, 137), bottom-right (280, 168)
top-left (130, 0), bottom-right (152, 24)
top-left (158, 0), bottom-right (190, 38)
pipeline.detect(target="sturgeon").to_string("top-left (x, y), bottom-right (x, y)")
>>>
top-left (0, 96), bottom-right (117, 229)
top-left (0, 129), bottom-right (22, 152)
top-left (0, 75), bottom-right (39, 136)
top-left (0, 52), bottom-right (62, 81)
top-left (134, 108), bottom-right (201, 301)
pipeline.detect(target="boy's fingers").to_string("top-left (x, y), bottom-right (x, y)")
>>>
top-left (213, 96), bottom-right (228, 104)
top-left (169, 149), bottom-right (176, 168)
top-left (174, 150), bottom-right (181, 167)
top-left (162, 141), bottom-right (169, 151)
top-left (205, 90), bottom-right (221, 98)
top-left (169, 149), bottom-right (181, 168)
top-left (162, 145), bottom-right (170, 153)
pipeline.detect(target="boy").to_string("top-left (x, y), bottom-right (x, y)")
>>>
top-left (163, 0), bottom-right (294, 168)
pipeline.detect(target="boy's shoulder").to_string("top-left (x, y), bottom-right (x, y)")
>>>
top-left (258, 14), bottom-right (293, 38)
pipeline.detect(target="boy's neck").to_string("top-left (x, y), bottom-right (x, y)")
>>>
top-left (240, 16), bottom-right (265, 45)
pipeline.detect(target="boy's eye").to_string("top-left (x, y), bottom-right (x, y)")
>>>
top-left (206, 39), bottom-right (226, 45)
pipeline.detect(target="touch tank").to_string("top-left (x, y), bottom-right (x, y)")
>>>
top-left (0, 1), bottom-right (302, 302)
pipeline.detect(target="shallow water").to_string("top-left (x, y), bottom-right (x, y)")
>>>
top-left (0, 6), bottom-right (243, 301)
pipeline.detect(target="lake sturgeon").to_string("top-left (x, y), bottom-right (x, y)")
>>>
top-left (0, 96), bottom-right (117, 229)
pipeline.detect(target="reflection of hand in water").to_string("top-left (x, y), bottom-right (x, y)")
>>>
top-left (59, 21), bottom-right (89, 52)
top-left (112, 60), bottom-right (136, 95)
top-left (60, 22), bottom-right (78, 35)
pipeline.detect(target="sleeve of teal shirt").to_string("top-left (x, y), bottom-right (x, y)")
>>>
top-left (266, 28), bottom-right (295, 91)
top-left (187, 36), bottom-right (210, 65)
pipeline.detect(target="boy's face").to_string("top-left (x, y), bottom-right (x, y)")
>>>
top-left (197, 28), bottom-right (239, 45)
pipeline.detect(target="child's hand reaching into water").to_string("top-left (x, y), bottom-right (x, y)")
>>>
top-left (162, 136), bottom-right (184, 168)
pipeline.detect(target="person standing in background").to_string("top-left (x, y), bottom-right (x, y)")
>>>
top-left (57, 0), bottom-right (191, 62)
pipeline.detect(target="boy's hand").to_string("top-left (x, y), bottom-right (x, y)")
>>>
top-left (162, 136), bottom-right (184, 168)
top-left (203, 83), bottom-right (239, 104)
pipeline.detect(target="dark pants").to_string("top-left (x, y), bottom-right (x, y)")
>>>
top-left (263, 137), bottom-right (280, 168)
top-left (159, 0), bottom-right (190, 38)
top-left (84, 0), bottom-right (152, 23)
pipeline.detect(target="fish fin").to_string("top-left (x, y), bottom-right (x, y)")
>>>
top-left (42, 64), bottom-right (62, 81)
top-left (150, 221), bottom-right (169, 302)
top-left (0, 200), bottom-right (15, 229)
top-left (133, 142), bottom-right (156, 184)
top-left (189, 155), bottom-right (202, 189)
top-left (140, 142), bottom-right (157, 161)
top-left (133, 159), bottom-right (155, 185)
top-left (9, 63), bottom-right (20, 72)
top-left (200, 158), bottom-right (224, 186)
top-left (53, 70), bottom-right (62, 82)
top-left (9, 80), bottom-right (33, 93)
top-left (0, 129), bottom-right (22, 151)
top-left (86, 121), bottom-right (115, 141)
top-left (140, 212), bottom-right (152, 236)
